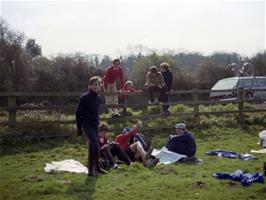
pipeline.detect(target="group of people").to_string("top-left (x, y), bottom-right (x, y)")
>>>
top-left (103, 59), bottom-right (173, 117)
top-left (76, 71), bottom-right (196, 177)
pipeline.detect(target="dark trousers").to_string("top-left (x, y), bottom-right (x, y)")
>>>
top-left (110, 143), bottom-right (132, 165)
top-left (83, 124), bottom-right (101, 173)
top-left (100, 147), bottom-right (116, 166)
top-left (161, 89), bottom-right (170, 112)
top-left (148, 86), bottom-right (166, 102)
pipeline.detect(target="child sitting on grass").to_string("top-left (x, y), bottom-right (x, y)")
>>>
top-left (98, 123), bottom-right (132, 169)
top-left (115, 120), bottom-right (153, 166)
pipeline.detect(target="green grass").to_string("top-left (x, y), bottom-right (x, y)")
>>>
top-left (1, 125), bottom-right (266, 200)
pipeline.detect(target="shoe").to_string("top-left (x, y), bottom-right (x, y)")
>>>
top-left (113, 164), bottom-right (120, 169)
top-left (88, 172), bottom-right (97, 177)
top-left (97, 167), bottom-right (108, 174)
top-left (145, 147), bottom-right (153, 160)
top-left (150, 158), bottom-right (159, 166)
top-left (148, 100), bottom-right (154, 104)
top-left (115, 113), bottom-right (122, 118)
top-left (163, 110), bottom-right (171, 115)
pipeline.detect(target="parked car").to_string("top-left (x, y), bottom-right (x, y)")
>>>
top-left (210, 76), bottom-right (266, 100)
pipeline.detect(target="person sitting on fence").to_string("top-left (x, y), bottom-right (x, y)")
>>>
top-left (144, 66), bottom-right (166, 104)
top-left (160, 62), bottom-right (173, 115)
top-left (118, 80), bottom-right (141, 106)
top-left (115, 121), bottom-right (153, 166)
top-left (165, 123), bottom-right (196, 158)
top-left (98, 122), bottom-right (132, 169)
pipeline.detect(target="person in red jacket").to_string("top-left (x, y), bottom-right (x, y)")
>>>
top-left (103, 59), bottom-right (124, 118)
top-left (119, 80), bottom-right (141, 106)
top-left (115, 121), bottom-right (152, 165)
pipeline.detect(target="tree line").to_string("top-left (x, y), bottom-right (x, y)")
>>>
top-left (0, 18), bottom-right (265, 93)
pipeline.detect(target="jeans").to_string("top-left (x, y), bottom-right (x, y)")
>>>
top-left (83, 123), bottom-right (101, 173)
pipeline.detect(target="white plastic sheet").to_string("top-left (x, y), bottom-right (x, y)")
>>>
top-left (44, 159), bottom-right (88, 174)
top-left (151, 146), bottom-right (187, 164)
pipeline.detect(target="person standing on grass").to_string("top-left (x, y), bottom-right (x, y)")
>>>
top-left (75, 76), bottom-right (107, 177)
top-left (103, 58), bottom-right (124, 118)
top-left (160, 62), bottom-right (173, 115)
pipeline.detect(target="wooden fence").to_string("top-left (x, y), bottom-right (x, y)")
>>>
top-left (0, 88), bottom-right (265, 138)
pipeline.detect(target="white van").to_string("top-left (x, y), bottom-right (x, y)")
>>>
top-left (210, 76), bottom-right (266, 100)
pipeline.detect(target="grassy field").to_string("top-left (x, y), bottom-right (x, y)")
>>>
top-left (1, 125), bottom-right (266, 200)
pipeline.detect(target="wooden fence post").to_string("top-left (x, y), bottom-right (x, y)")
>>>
top-left (238, 87), bottom-right (244, 123)
top-left (8, 94), bottom-right (16, 133)
top-left (122, 105), bottom-right (127, 115)
top-left (193, 89), bottom-right (200, 128)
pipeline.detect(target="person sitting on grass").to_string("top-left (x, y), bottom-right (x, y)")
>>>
top-left (98, 122), bottom-right (132, 169)
top-left (147, 123), bottom-right (198, 166)
top-left (166, 123), bottom-right (196, 158)
top-left (115, 121), bottom-right (153, 166)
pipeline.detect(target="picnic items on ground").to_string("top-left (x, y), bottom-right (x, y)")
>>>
top-left (206, 149), bottom-right (257, 160)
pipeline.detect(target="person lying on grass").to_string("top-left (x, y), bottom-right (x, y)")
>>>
top-left (115, 120), bottom-right (153, 166)
top-left (97, 122), bottom-right (132, 169)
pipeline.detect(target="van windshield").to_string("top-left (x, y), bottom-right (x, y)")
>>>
top-left (212, 79), bottom-right (238, 90)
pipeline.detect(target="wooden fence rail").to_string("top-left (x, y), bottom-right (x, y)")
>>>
top-left (0, 88), bottom-right (265, 136)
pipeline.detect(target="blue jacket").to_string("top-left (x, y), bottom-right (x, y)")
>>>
top-left (75, 90), bottom-right (102, 129)
top-left (213, 169), bottom-right (264, 186)
top-left (162, 70), bottom-right (173, 91)
top-left (166, 131), bottom-right (196, 157)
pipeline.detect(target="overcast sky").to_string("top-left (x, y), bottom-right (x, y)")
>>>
top-left (1, 0), bottom-right (265, 57)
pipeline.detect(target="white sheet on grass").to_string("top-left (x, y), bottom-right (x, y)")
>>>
top-left (151, 146), bottom-right (187, 164)
top-left (250, 149), bottom-right (266, 154)
top-left (44, 159), bottom-right (88, 174)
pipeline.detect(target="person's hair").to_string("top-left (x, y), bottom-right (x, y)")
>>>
top-left (88, 76), bottom-right (101, 86)
top-left (124, 80), bottom-right (133, 87)
top-left (160, 62), bottom-right (170, 70)
top-left (112, 59), bottom-right (121, 65)
top-left (98, 122), bottom-right (109, 132)
top-left (149, 65), bottom-right (158, 73)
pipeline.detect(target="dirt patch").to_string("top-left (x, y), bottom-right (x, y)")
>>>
top-left (195, 181), bottom-right (206, 188)
top-left (58, 179), bottom-right (72, 185)
top-left (158, 165), bottom-right (177, 175)
top-left (227, 181), bottom-right (239, 188)
top-left (21, 175), bottom-right (43, 182)
top-left (261, 187), bottom-right (266, 193)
